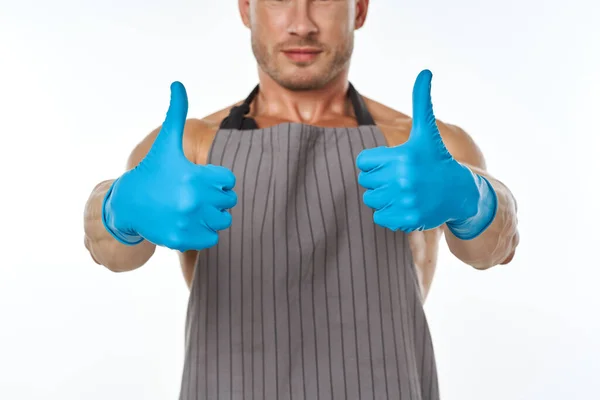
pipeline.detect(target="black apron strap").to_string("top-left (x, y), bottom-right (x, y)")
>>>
top-left (347, 82), bottom-right (375, 126)
top-left (219, 85), bottom-right (260, 130)
top-left (219, 82), bottom-right (375, 130)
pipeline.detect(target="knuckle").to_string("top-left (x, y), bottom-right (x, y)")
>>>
top-left (175, 188), bottom-right (200, 214)
top-left (406, 211), bottom-right (423, 229)
top-left (357, 172), bottom-right (367, 187)
top-left (175, 216), bottom-right (191, 230)
top-left (207, 165), bottom-right (237, 188)
top-left (164, 232), bottom-right (184, 251)
top-left (362, 190), bottom-right (372, 205)
top-left (409, 210), bottom-right (422, 223)
top-left (395, 149), bottom-right (414, 164)
top-left (400, 193), bottom-right (417, 208)
top-left (395, 176), bottom-right (414, 190)
top-left (209, 210), bottom-right (232, 231)
top-left (373, 210), bottom-right (388, 226)
top-left (220, 211), bottom-right (233, 228)
top-left (202, 232), bottom-right (219, 249)
top-left (226, 171), bottom-right (237, 188)
top-left (227, 191), bottom-right (238, 207)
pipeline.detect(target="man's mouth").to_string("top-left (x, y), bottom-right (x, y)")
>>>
top-left (282, 48), bottom-right (323, 62)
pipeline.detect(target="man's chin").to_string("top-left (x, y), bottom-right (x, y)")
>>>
top-left (274, 67), bottom-right (332, 91)
top-left (276, 75), bottom-right (330, 91)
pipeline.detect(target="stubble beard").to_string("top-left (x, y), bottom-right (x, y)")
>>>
top-left (251, 34), bottom-right (354, 91)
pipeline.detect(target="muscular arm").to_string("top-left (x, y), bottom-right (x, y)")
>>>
top-left (83, 119), bottom-right (205, 274)
top-left (438, 122), bottom-right (520, 270)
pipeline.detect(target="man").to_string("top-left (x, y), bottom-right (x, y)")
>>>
top-left (83, 0), bottom-right (519, 399)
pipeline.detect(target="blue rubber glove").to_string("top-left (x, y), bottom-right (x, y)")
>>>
top-left (102, 82), bottom-right (237, 251)
top-left (356, 69), bottom-right (497, 240)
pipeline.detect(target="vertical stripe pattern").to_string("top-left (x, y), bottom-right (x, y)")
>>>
top-left (180, 123), bottom-right (439, 400)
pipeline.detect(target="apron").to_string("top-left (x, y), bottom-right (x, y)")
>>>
top-left (179, 84), bottom-right (439, 400)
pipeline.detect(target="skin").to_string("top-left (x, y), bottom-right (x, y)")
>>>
top-left (83, 0), bottom-right (519, 301)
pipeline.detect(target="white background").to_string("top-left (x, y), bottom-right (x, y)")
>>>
top-left (1, 0), bottom-right (599, 399)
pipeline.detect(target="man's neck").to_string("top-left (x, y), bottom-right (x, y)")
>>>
top-left (252, 69), bottom-right (353, 125)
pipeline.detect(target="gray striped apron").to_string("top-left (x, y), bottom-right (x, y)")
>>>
top-left (179, 84), bottom-right (439, 400)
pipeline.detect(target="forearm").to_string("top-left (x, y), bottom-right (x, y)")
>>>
top-left (83, 180), bottom-right (156, 272)
top-left (444, 168), bottom-right (519, 270)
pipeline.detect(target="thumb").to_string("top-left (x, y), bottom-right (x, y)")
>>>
top-left (408, 69), bottom-right (439, 144)
top-left (152, 81), bottom-right (189, 156)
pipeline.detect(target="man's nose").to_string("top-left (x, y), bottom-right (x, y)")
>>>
top-left (286, 2), bottom-right (319, 37)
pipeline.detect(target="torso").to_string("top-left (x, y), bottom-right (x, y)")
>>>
top-left (179, 95), bottom-right (443, 301)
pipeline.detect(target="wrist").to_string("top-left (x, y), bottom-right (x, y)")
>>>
top-left (101, 178), bottom-right (144, 246)
top-left (446, 173), bottom-right (498, 240)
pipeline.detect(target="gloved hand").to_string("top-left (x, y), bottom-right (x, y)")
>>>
top-left (356, 69), bottom-right (497, 240)
top-left (102, 82), bottom-right (237, 251)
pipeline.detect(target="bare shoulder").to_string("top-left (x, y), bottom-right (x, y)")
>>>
top-left (362, 96), bottom-right (412, 132)
top-left (362, 96), bottom-right (486, 169)
top-left (362, 96), bottom-right (414, 147)
top-left (197, 100), bottom-right (243, 128)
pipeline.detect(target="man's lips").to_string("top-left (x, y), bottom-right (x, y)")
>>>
top-left (282, 48), bottom-right (322, 62)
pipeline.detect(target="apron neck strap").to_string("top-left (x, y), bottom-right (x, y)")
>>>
top-left (219, 83), bottom-right (375, 130)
